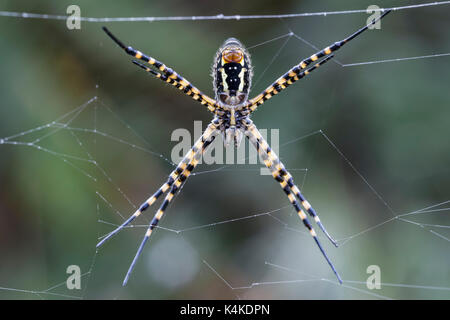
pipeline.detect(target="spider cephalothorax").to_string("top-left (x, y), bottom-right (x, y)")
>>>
top-left (99, 10), bottom-right (391, 287)
top-left (213, 37), bottom-right (253, 107)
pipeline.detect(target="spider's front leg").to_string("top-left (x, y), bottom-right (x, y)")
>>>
top-left (244, 9), bottom-right (391, 113)
top-left (121, 120), bottom-right (220, 286)
top-left (244, 120), bottom-right (342, 283)
top-left (97, 121), bottom-right (220, 249)
top-left (102, 27), bottom-right (222, 115)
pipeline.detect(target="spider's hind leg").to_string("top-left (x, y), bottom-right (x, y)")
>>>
top-left (121, 122), bottom-right (219, 286)
top-left (245, 121), bottom-right (342, 283)
top-left (278, 168), bottom-right (338, 247)
top-left (96, 122), bottom-right (219, 249)
top-left (245, 122), bottom-right (337, 245)
top-left (96, 171), bottom-right (176, 248)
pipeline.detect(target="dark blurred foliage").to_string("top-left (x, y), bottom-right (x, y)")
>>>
top-left (0, 0), bottom-right (449, 299)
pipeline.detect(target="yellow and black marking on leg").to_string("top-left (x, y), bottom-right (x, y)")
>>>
top-left (245, 122), bottom-right (337, 246)
top-left (102, 27), bottom-right (221, 115)
top-left (96, 122), bottom-right (219, 249)
top-left (122, 132), bottom-right (217, 286)
top-left (131, 60), bottom-right (221, 114)
top-left (96, 149), bottom-right (195, 249)
top-left (246, 54), bottom-right (334, 112)
top-left (95, 178), bottom-right (172, 249)
top-left (244, 121), bottom-right (342, 283)
top-left (294, 9), bottom-right (391, 72)
top-left (276, 167), bottom-right (338, 247)
top-left (245, 9), bottom-right (391, 113)
top-left (102, 26), bottom-right (171, 74)
top-left (298, 10), bottom-right (391, 69)
top-left (142, 127), bottom-right (218, 237)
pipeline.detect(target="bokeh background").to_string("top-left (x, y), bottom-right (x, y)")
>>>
top-left (0, 0), bottom-right (449, 299)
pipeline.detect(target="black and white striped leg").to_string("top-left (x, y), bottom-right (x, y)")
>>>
top-left (245, 121), bottom-right (342, 283)
top-left (122, 123), bottom-right (219, 286)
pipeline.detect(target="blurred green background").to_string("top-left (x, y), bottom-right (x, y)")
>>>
top-left (0, 0), bottom-right (449, 299)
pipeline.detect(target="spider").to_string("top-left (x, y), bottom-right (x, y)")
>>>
top-left (98, 10), bottom-right (391, 286)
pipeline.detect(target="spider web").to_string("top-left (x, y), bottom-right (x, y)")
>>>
top-left (0, 1), bottom-right (449, 300)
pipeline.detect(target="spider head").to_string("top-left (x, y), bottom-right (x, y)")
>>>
top-left (213, 38), bottom-right (253, 107)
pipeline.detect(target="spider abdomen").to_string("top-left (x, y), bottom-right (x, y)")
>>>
top-left (213, 38), bottom-right (253, 106)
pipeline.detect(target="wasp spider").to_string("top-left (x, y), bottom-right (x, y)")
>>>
top-left (98, 10), bottom-right (391, 286)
